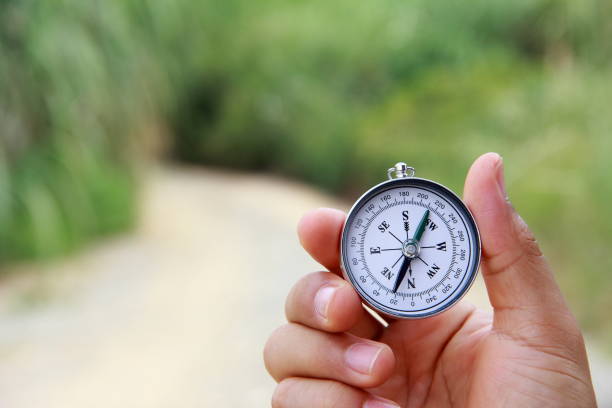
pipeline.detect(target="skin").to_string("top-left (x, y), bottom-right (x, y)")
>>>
top-left (264, 153), bottom-right (597, 408)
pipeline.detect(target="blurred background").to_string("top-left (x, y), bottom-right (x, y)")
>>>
top-left (1, 0), bottom-right (611, 406)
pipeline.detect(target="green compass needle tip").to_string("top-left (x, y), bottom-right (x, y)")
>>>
top-left (413, 209), bottom-right (430, 242)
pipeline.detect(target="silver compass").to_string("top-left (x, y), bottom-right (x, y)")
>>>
top-left (340, 163), bottom-right (481, 319)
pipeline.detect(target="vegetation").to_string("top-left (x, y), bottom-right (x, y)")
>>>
top-left (1, 0), bottom-right (611, 339)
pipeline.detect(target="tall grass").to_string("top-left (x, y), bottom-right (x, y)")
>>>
top-left (0, 0), bottom-right (158, 260)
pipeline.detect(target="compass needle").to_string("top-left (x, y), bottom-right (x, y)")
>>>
top-left (341, 162), bottom-right (481, 319)
top-left (391, 253), bottom-right (404, 268)
top-left (392, 257), bottom-right (410, 293)
top-left (413, 209), bottom-right (430, 242)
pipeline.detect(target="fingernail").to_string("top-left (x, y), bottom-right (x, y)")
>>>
top-left (345, 343), bottom-right (383, 375)
top-left (314, 285), bottom-right (337, 319)
top-left (496, 155), bottom-right (507, 199)
top-left (363, 395), bottom-right (400, 408)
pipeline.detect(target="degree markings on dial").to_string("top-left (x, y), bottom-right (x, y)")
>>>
top-left (361, 199), bottom-right (453, 234)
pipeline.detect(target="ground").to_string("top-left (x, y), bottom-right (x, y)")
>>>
top-left (0, 167), bottom-right (609, 407)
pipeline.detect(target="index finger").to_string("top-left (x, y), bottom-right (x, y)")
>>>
top-left (297, 208), bottom-right (346, 274)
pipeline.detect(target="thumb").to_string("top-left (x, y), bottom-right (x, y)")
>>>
top-left (463, 153), bottom-right (571, 333)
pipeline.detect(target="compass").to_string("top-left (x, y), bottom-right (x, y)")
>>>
top-left (340, 162), bottom-right (481, 319)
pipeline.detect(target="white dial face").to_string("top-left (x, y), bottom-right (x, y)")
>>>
top-left (341, 179), bottom-right (480, 319)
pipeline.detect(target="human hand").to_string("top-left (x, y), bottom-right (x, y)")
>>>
top-left (264, 153), bottom-right (597, 407)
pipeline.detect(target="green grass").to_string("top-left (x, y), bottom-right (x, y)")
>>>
top-left (1, 0), bottom-right (612, 342)
top-left (0, 0), bottom-right (152, 260)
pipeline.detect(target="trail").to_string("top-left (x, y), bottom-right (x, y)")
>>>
top-left (0, 167), bottom-right (609, 407)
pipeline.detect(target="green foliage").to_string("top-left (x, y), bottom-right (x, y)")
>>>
top-left (0, 0), bottom-right (152, 260)
top-left (1, 0), bottom-right (612, 339)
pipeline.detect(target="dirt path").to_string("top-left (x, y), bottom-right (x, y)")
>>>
top-left (0, 167), bottom-right (609, 407)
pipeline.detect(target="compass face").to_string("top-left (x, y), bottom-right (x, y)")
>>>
top-left (340, 177), bottom-right (480, 319)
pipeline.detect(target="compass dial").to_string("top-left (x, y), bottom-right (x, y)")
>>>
top-left (341, 177), bottom-right (480, 319)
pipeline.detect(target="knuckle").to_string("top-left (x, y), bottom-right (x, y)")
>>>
top-left (263, 337), bottom-right (275, 377)
top-left (483, 248), bottom-right (527, 277)
top-left (484, 213), bottom-right (544, 277)
top-left (264, 323), bottom-right (295, 378)
top-left (483, 232), bottom-right (542, 275)
top-left (272, 378), bottom-right (299, 408)
top-left (286, 271), bottom-right (344, 321)
top-left (319, 381), bottom-right (349, 407)
top-left (514, 212), bottom-right (543, 258)
top-left (298, 271), bottom-right (336, 288)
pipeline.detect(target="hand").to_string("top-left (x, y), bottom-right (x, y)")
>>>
top-left (264, 153), bottom-right (597, 408)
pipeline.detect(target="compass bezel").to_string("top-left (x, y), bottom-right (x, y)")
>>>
top-left (340, 176), bottom-right (481, 320)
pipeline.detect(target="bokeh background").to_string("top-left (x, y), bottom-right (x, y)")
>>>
top-left (1, 0), bottom-right (612, 406)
